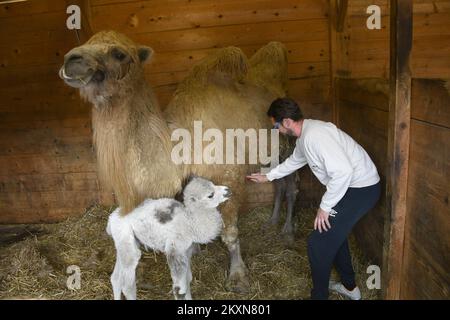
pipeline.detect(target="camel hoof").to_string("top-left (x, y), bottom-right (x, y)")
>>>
top-left (262, 219), bottom-right (278, 231)
top-left (225, 269), bottom-right (250, 294)
top-left (282, 232), bottom-right (295, 247)
top-left (281, 223), bottom-right (294, 235)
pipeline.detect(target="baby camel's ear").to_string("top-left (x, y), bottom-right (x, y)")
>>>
top-left (137, 46), bottom-right (154, 64)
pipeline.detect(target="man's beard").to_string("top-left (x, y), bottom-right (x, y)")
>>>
top-left (285, 128), bottom-right (295, 136)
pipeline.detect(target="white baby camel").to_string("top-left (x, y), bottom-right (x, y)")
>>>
top-left (107, 176), bottom-right (230, 300)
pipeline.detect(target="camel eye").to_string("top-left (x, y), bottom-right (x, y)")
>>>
top-left (111, 48), bottom-right (127, 61)
top-left (208, 192), bottom-right (214, 199)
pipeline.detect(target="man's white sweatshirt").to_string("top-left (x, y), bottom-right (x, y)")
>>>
top-left (266, 119), bottom-right (380, 212)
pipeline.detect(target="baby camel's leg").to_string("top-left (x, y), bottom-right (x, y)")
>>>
top-left (166, 248), bottom-right (191, 300)
top-left (184, 244), bottom-right (197, 300)
top-left (111, 259), bottom-right (123, 300)
top-left (112, 234), bottom-right (141, 300)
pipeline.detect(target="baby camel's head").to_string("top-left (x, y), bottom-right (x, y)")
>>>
top-left (183, 177), bottom-right (231, 209)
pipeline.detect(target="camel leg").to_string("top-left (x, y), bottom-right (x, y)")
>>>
top-left (265, 178), bottom-right (286, 229)
top-left (185, 244), bottom-right (195, 300)
top-left (110, 259), bottom-right (123, 300)
top-left (220, 197), bottom-right (249, 293)
top-left (281, 173), bottom-right (297, 236)
top-left (166, 248), bottom-right (191, 300)
top-left (111, 236), bottom-right (141, 300)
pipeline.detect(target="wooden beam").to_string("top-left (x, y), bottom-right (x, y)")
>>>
top-left (329, 0), bottom-right (350, 126)
top-left (336, 0), bottom-right (348, 32)
top-left (383, 0), bottom-right (412, 300)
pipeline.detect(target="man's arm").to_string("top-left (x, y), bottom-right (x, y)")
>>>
top-left (246, 143), bottom-right (307, 183)
top-left (266, 144), bottom-right (308, 181)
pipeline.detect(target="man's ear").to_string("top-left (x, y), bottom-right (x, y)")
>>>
top-left (137, 46), bottom-right (153, 64)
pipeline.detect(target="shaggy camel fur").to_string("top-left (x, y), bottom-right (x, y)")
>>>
top-left (60, 31), bottom-right (288, 292)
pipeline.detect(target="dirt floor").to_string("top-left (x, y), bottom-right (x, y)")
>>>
top-left (0, 205), bottom-right (380, 300)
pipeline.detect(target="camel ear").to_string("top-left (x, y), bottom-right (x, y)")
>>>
top-left (138, 46), bottom-right (153, 64)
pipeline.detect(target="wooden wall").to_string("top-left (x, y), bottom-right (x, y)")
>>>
top-left (333, 0), bottom-right (450, 79)
top-left (336, 78), bottom-right (389, 265)
top-left (333, 0), bottom-right (450, 299)
top-left (402, 79), bottom-right (449, 299)
top-left (0, 0), bottom-right (331, 223)
top-left (0, 1), bottom-right (114, 223)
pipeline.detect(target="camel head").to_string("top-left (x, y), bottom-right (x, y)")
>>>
top-left (59, 31), bottom-right (153, 106)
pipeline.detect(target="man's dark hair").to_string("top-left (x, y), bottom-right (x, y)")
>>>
top-left (267, 97), bottom-right (303, 122)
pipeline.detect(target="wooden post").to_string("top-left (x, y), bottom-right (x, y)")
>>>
top-left (383, 0), bottom-right (412, 300)
top-left (336, 0), bottom-right (348, 32)
top-left (329, 0), bottom-right (349, 126)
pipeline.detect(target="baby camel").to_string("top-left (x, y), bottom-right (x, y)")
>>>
top-left (106, 176), bottom-right (230, 300)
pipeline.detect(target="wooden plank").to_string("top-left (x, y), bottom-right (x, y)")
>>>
top-left (383, 0), bottom-right (412, 300)
top-left (411, 58), bottom-right (450, 78)
top-left (0, 81), bottom-right (85, 113)
top-left (0, 41), bottom-right (72, 68)
top-left (0, 150), bottom-right (97, 176)
top-left (402, 120), bottom-right (450, 299)
top-left (0, 171), bottom-right (101, 194)
top-left (298, 103), bottom-right (332, 122)
top-left (0, 11), bottom-right (68, 39)
top-left (329, 0), bottom-right (351, 123)
top-left (0, 225), bottom-right (44, 245)
top-left (338, 101), bottom-right (389, 174)
top-left (0, 64), bottom-right (64, 89)
top-left (0, 154), bottom-right (60, 176)
top-left (338, 78), bottom-right (389, 111)
top-left (133, 20), bottom-right (329, 53)
top-left (287, 76), bottom-right (330, 104)
top-left (287, 62), bottom-right (330, 79)
top-left (411, 79), bottom-right (450, 128)
top-left (0, 196), bottom-right (114, 223)
top-left (0, 117), bottom-right (91, 131)
top-left (347, 0), bottom-right (388, 16)
top-left (92, 0), bottom-right (195, 6)
top-left (347, 0), bottom-right (449, 15)
top-left (91, 0), bottom-right (328, 34)
top-left (0, 0), bottom-right (66, 18)
top-left (336, 0), bottom-right (348, 32)
top-left (347, 59), bottom-right (389, 78)
top-left (0, 173), bottom-right (65, 193)
top-left (347, 42), bottom-right (440, 79)
top-left (338, 95), bottom-right (389, 265)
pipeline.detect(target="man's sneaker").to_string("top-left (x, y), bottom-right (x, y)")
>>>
top-left (329, 280), bottom-right (362, 300)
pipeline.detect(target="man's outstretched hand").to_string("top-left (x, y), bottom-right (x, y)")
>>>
top-left (246, 173), bottom-right (269, 183)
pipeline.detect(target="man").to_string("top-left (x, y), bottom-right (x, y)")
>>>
top-left (247, 97), bottom-right (381, 300)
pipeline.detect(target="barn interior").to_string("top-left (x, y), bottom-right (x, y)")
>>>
top-left (0, 0), bottom-right (448, 300)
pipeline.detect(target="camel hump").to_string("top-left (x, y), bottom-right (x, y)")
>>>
top-left (248, 41), bottom-right (288, 97)
top-left (182, 46), bottom-right (249, 87)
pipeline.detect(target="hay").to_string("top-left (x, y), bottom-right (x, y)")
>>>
top-left (0, 205), bottom-right (380, 300)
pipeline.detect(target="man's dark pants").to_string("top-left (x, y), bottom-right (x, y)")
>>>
top-left (307, 182), bottom-right (381, 300)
